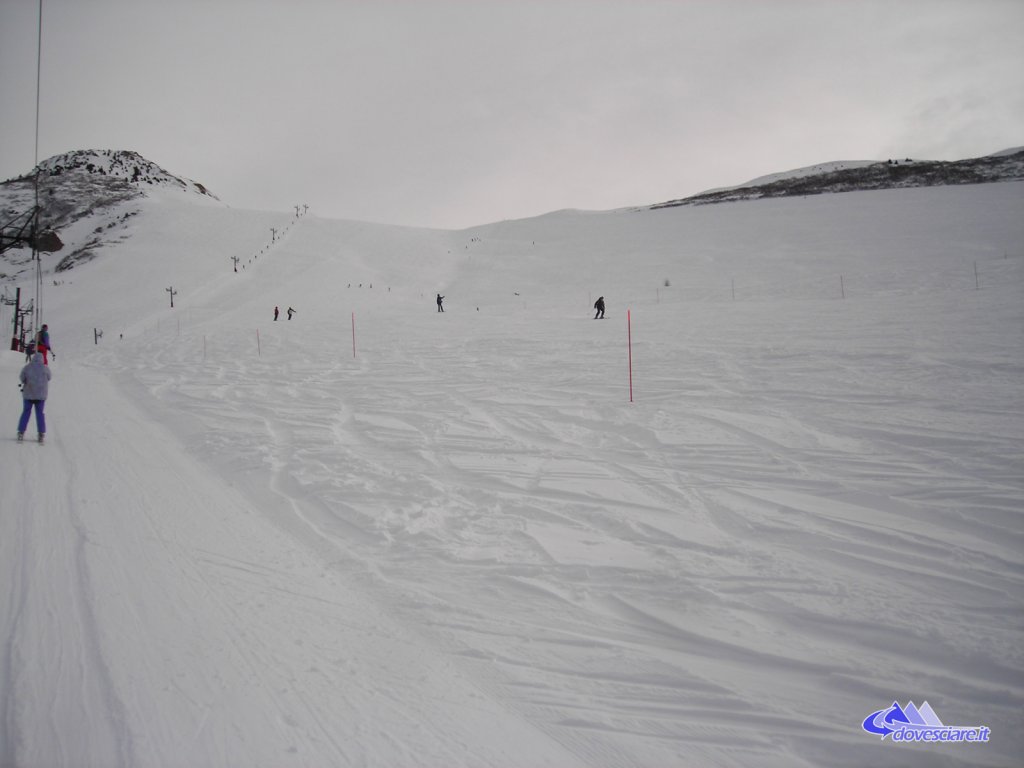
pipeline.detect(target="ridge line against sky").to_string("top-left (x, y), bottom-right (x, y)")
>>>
top-left (1, 0), bottom-right (1023, 229)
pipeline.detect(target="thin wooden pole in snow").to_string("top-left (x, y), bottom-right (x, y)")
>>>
top-left (351, 312), bottom-right (356, 358)
top-left (627, 309), bottom-right (634, 403)
top-left (257, 328), bottom-right (261, 357)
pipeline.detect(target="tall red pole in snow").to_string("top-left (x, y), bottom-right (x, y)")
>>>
top-left (627, 309), bottom-right (633, 403)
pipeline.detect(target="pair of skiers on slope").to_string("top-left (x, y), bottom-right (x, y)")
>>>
top-left (23, 324), bottom-right (55, 364)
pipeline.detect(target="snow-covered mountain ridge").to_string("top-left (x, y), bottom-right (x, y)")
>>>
top-left (0, 149), bottom-right (220, 275)
top-left (653, 147), bottom-right (1024, 208)
top-left (2, 149), bottom-right (218, 200)
top-left (4, 145), bottom-right (1023, 282)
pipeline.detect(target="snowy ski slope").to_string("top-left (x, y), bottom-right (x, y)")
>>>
top-left (1, 181), bottom-right (1022, 767)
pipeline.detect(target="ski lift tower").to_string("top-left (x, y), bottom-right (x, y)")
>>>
top-left (3, 288), bottom-right (34, 351)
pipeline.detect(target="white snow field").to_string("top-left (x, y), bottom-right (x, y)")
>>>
top-left (1, 180), bottom-right (1023, 767)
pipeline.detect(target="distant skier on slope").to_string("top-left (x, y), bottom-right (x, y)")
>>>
top-left (594, 296), bottom-right (605, 319)
top-left (287, 307), bottom-right (296, 320)
top-left (274, 306), bottom-right (279, 321)
top-left (17, 351), bottom-right (50, 443)
top-left (437, 294), bottom-right (445, 312)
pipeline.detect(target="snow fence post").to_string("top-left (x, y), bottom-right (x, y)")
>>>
top-left (628, 309), bottom-right (634, 403)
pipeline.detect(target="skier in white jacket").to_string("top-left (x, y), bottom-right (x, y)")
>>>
top-left (17, 351), bottom-right (50, 442)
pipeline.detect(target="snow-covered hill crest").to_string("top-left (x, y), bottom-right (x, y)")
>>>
top-left (654, 147), bottom-right (1024, 208)
top-left (0, 150), bottom-right (220, 276)
top-left (30, 149), bottom-right (218, 199)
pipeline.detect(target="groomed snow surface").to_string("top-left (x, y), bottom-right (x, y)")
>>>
top-left (1, 182), bottom-right (1022, 767)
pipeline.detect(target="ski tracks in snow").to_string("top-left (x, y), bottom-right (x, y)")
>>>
top-left (1, 360), bottom-right (132, 767)
top-left (89, 293), bottom-right (1024, 768)
top-left (2, 354), bottom-right (585, 767)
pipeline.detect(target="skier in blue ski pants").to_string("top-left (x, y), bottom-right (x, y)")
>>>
top-left (18, 352), bottom-right (50, 441)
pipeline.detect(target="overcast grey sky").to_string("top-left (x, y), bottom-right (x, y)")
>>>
top-left (1, 0), bottom-right (1022, 229)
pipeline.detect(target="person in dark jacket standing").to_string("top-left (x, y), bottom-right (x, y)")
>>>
top-left (17, 351), bottom-right (51, 443)
top-left (437, 294), bottom-right (445, 312)
top-left (593, 296), bottom-right (605, 319)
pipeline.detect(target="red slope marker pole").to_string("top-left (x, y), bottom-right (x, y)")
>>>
top-left (628, 309), bottom-right (633, 403)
